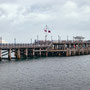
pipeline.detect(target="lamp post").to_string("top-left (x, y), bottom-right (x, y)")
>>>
top-left (37, 35), bottom-right (38, 41)
top-left (30, 38), bottom-right (32, 44)
top-left (67, 35), bottom-right (68, 41)
top-left (73, 36), bottom-right (74, 42)
top-left (58, 35), bottom-right (61, 42)
top-left (14, 38), bottom-right (16, 44)
top-left (37, 35), bottom-right (39, 45)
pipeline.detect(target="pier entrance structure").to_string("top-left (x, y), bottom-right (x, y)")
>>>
top-left (74, 36), bottom-right (85, 41)
top-left (0, 40), bottom-right (90, 60)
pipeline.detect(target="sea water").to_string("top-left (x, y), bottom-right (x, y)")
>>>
top-left (0, 55), bottom-right (90, 90)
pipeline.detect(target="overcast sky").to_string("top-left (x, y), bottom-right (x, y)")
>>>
top-left (0, 0), bottom-right (90, 43)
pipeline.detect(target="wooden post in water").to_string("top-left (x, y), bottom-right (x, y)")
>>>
top-left (17, 49), bottom-right (20, 60)
top-left (46, 48), bottom-right (48, 57)
top-left (78, 49), bottom-right (80, 55)
top-left (66, 48), bottom-right (69, 56)
top-left (14, 50), bottom-right (17, 59)
top-left (0, 49), bottom-right (2, 61)
top-left (59, 52), bottom-right (61, 56)
top-left (33, 49), bottom-right (35, 56)
top-left (68, 49), bottom-right (71, 56)
top-left (25, 49), bottom-right (28, 58)
top-left (8, 49), bottom-right (11, 60)
top-left (40, 48), bottom-right (41, 57)
top-left (82, 48), bottom-right (84, 55)
top-left (71, 49), bottom-right (74, 56)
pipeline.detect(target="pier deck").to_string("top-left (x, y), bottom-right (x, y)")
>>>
top-left (0, 40), bottom-right (90, 60)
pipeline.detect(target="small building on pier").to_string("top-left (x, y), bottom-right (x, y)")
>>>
top-left (74, 36), bottom-right (85, 41)
top-left (0, 37), bottom-right (8, 44)
top-left (0, 37), bottom-right (2, 43)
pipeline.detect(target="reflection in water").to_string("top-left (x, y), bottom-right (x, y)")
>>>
top-left (0, 55), bottom-right (90, 90)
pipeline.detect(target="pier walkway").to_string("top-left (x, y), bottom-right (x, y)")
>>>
top-left (0, 40), bottom-right (90, 60)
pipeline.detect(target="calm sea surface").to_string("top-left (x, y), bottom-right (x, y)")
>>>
top-left (0, 55), bottom-right (90, 90)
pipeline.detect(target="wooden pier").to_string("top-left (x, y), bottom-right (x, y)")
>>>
top-left (0, 40), bottom-right (90, 61)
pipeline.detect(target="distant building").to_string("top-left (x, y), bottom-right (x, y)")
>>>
top-left (0, 37), bottom-right (8, 44)
top-left (74, 36), bottom-right (85, 41)
top-left (0, 37), bottom-right (2, 43)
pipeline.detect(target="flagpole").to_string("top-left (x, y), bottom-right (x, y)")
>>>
top-left (37, 35), bottom-right (39, 45)
top-left (73, 36), bottom-right (74, 42)
top-left (14, 38), bottom-right (16, 44)
top-left (67, 35), bottom-right (68, 41)
top-left (30, 38), bottom-right (32, 44)
top-left (51, 36), bottom-right (53, 42)
top-left (46, 25), bottom-right (48, 41)
top-left (44, 25), bottom-right (48, 42)
top-left (58, 35), bottom-right (60, 43)
top-left (44, 25), bottom-right (51, 42)
top-left (48, 29), bottom-right (51, 41)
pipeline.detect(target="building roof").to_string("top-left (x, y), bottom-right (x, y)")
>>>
top-left (74, 36), bottom-right (85, 40)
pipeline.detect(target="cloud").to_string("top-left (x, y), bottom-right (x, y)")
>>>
top-left (0, 1), bottom-right (90, 26)
top-left (0, 0), bottom-right (90, 42)
top-left (0, 3), bottom-right (55, 25)
top-left (0, 0), bottom-right (17, 3)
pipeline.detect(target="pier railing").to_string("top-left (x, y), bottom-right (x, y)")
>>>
top-left (0, 44), bottom-right (50, 49)
top-left (0, 41), bottom-right (90, 61)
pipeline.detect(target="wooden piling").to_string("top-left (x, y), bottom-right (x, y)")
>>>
top-left (8, 49), bottom-right (11, 60)
top-left (72, 49), bottom-right (76, 56)
top-left (0, 49), bottom-right (2, 61)
top-left (66, 48), bottom-right (69, 56)
top-left (0, 41), bottom-right (90, 60)
top-left (81, 48), bottom-right (84, 55)
top-left (40, 48), bottom-right (41, 56)
top-left (17, 49), bottom-right (20, 60)
top-left (68, 49), bottom-right (71, 56)
top-left (78, 49), bottom-right (80, 55)
top-left (33, 49), bottom-right (35, 56)
top-left (59, 52), bottom-right (61, 56)
top-left (24, 49), bottom-right (28, 58)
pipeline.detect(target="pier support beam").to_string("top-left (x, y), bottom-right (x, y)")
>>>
top-left (78, 49), bottom-right (80, 55)
top-left (68, 49), bottom-right (71, 56)
top-left (17, 49), bottom-right (20, 60)
top-left (46, 52), bottom-right (48, 57)
top-left (66, 49), bottom-right (71, 56)
top-left (46, 48), bottom-right (48, 57)
top-left (0, 49), bottom-right (2, 61)
top-left (40, 48), bottom-right (41, 57)
top-left (66, 48), bottom-right (69, 56)
top-left (72, 49), bottom-right (75, 56)
top-left (24, 49), bottom-right (28, 58)
top-left (8, 49), bottom-right (11, 60)
top-left (81, 48), bottom-right (84, 55)
top-left (59, 52), bottom-right (61, 56)
top-left (33, 49), bottom-right (35, 56)
top-left (14, 50), bottom-right (17, 58)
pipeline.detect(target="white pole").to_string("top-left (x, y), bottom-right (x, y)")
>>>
top-left (14, 38), bottom-right (16, 44)
top-left (67, 35), bottom-right (68, 41)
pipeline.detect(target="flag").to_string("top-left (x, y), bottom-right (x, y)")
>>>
top-left (44, 30), bottom-right (47, 32)
top-left (48, 30), bottom-right (51, 33)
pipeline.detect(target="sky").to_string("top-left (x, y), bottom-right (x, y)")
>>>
top-left (0, 0), bottom-right (90, 43)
